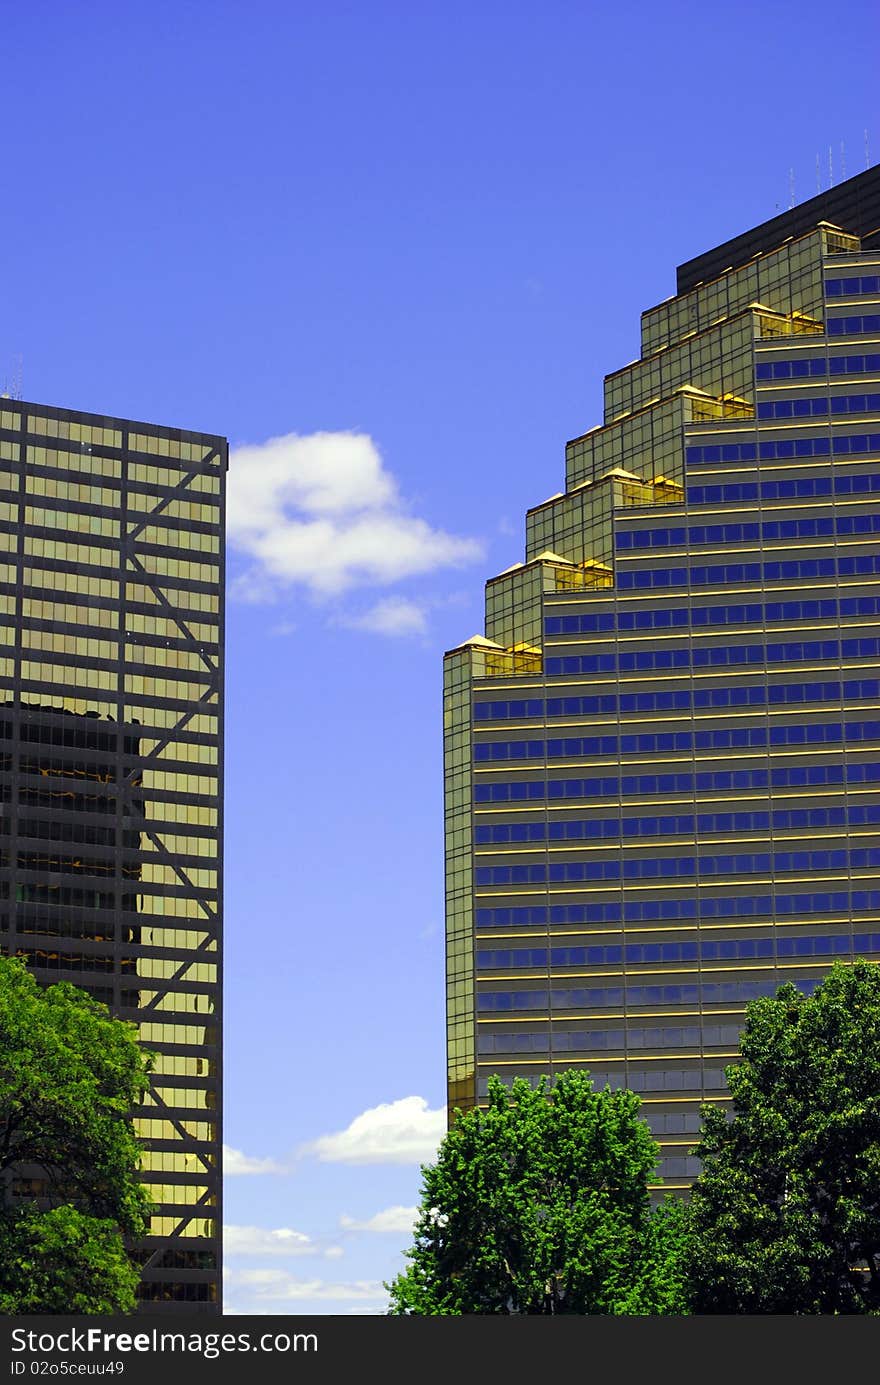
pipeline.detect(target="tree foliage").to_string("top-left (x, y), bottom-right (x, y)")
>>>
top-left (0, 956), bottom-right (152, 1313)
top-left (0, 1206), bottom-right (145, 1315)
top-left (386, 1070), bottom-right (686, 1314)
top-left (685, 959), bottom-right (880, 1314)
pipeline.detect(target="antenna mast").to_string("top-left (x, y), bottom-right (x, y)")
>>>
top-left (2, 355), bottom-right (22, 401)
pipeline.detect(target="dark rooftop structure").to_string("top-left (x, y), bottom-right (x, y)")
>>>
top-left (677, 163), bottom-right (880, 294)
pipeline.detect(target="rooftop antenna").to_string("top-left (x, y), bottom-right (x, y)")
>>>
top-left (828, 144), bottom-right (834, 188)
top-left (789, 167), bottom-right (795, 209)
top-left (3, 355), bottom-right (22, 402)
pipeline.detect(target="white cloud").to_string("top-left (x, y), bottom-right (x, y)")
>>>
top-left (339, 1205), bottom-right (419, 1234)
top-left (227, 431), bottom-right (482, 599)
top-left (230, 432), bottom-right (396, 525)
top-left (223, 1145), bottom-right (288, 1176)
top-left (302, 1096), bottom-right (446, 1166)
top-left (227, 1267), bottom-right (387, 1304)
top-left (345, 596), bottom-right (428, 637)
top-left (224, 1225), bottom-right (325, 1258)
top-left (228, 568), bottom-right (280, 605)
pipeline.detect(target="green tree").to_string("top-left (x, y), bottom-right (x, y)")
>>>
top-left (386, 1070), bottom-right (687, 1314)
top-left (0, 956), bottom-right (152, 1313)
top-left (684, 959), bottom-right (880, 1314)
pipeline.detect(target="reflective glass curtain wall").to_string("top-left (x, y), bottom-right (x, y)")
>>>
top-left (445, 165), bottom-right (880, 1188)
top-left (0, 400), bottom-right (224, 1309)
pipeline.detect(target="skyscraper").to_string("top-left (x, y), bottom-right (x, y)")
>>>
top-left (444, 165), bottom-right (880, 1188)
top-left (0, 399), bottom-right (224, 1310)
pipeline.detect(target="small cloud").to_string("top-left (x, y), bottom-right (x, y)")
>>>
top-left (301, 1096), bottom-right (446, 1166)
top-left (497, 516), bottom-right (517, 537)
top-left (228, 569), bottom-right (280, 605)
top-left (224, 1225), bottom-right (323, 1258)
top-left (345, 596), bottom-right (428, 638)
top-left (268, 619), bottom-right (297, 637)
top-left (340, 1205), bottom-right (419, 1234)
top-left (227, 431), bottom-right (482, 601)
top-left (227, 1268), bottom-right (387, 1304)
top-left (223, 1145), bottom-right (288, 1176)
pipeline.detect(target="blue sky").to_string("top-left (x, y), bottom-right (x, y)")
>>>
top-left (3, 0), bottom-right (878, 1313)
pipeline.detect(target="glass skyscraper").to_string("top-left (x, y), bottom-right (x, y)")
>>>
top-left (444, 165), bottom-right (880, 1188)
top-left (0, 398), bottom-right (224, 1309)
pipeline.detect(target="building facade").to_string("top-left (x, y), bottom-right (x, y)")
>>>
top-left (444, 165), bottom-right (880, 1188)
top-left (0, 399), bottom-right (224, 1308)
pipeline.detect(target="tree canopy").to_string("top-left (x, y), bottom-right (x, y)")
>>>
top-left (0, 956), bottom-right (152, 1313)
top-left (684, 959), bottom-right (880, 1314)
top-left (386, 1070), bottom-right (686, 1314)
